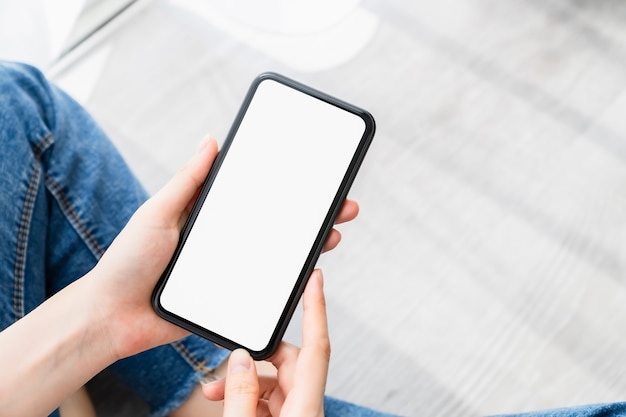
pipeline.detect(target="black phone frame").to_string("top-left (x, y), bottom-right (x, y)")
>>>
top-left (152, 72), bottom-right (376, 360)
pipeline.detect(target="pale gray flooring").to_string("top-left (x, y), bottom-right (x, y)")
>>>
top-left (8, 0), bottom-right (626, 416)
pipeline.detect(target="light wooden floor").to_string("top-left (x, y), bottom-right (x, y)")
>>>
top-left (28, 0), bottom-right (626, 415)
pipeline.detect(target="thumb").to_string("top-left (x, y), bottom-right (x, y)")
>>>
top-left (223, 349), bottom-right (259, 417)
top-left (143, 136), bottom-right (218, 226)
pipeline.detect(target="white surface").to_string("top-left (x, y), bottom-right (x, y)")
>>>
top-left (172, 0), bottom-right (378, 72)
top-left (0, 0), bottom-right (85, 69)
top-left (203, 0), bottom-right (362, 35)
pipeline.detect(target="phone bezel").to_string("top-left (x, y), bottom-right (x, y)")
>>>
top-left (152, 72), bottom-right (376, 360)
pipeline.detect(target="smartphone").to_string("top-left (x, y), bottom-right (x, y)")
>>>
top-left (152, 72), bottom-right (375, 360)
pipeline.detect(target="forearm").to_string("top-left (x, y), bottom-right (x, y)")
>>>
top-left (0, 274), bottom-right (117, 417)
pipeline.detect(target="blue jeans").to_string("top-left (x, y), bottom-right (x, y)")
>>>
top-left (491, 403), bottom-right (626, 417)
top-left (0, 61), bottom-right (399, 417)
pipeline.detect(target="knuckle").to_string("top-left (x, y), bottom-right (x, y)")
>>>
top-left (177, 162), bottom-right (203, 188)
top-left (314, 337), bottom-right (331, 359)
top-left (322, 341), bottom-right (332, 359)
top-left (229, 379), bottom-right (260, 398)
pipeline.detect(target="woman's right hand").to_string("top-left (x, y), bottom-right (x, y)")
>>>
top-left (203, 269), bottom-right (329, 417)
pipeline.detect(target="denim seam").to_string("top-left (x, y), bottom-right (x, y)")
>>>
top-left (171, 340), bottom-right (215, 375)
top-left (43, 174), bottom-right (105, 259)
top-left (13, 163), bottom-right (40, 320)
top-left (13, 133), bottom-right (54, 321)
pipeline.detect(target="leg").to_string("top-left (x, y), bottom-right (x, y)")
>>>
top-left (0, 60), bottom-right (135, 417)
top-left (0, 61), bottom-right (148, 324)
top-left (0, 61), bottom-right (230, 416)
top-left (490, 402), bottom-right (626, 417)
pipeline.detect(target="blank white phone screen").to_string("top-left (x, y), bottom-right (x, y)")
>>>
top-left (160, 79), bottom-right (366, 352)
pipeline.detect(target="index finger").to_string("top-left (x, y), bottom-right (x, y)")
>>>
top-left (335, 199), bottom-right (359, 225)
top-left (301, 270), bottom-right (329, 356)
top-left (293, 270), bottom-right (331, 399)
top-left (267, 269), bottom-right (330, 400)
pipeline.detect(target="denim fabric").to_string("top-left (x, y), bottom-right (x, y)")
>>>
top-left (0, 61), bottom-right (399, 417)
top-left (492, 402), bottom-right (626, 417)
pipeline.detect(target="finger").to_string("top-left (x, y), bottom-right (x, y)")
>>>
top-left (201, 378), bottom-right (225, 401)
top-left (257, 375), bottom-right (282, 402)
top-left (323, 199), bottom-right (359, 252)
top-left (223, 349), bottom-right (259, 417)
top-left (256, 400), bottom-right (272, 417)
top-left (322, 229), bottom-right (342, 253)
top-left (267, 342), bottom-right (300, 392)
top-left (145, 136), bottom-right (218, 226)
top-left (203, 374), bottom-right (280, 402)
top-left (334, 199), bottom-right (359, 225)
top-left (298, 270), bottom-right (330, 395)
top-left (260, 377), bottom-right (286, 417)
top-left (302, 269), bottom-right (329, 353)
top-left (267, 340), bottom-right (299, 369)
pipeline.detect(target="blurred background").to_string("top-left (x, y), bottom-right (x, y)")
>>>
top-left (2, 0), bottom-right (626, 416)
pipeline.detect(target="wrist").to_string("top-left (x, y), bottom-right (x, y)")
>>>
top-left (82, 267), bottom-right (133, 362)
top-left (0, 273), bottom-right (118, 416)
top-left (87, 258), bottom-right (191, 361)
top-left (65, 273), bottom-right (122, 365)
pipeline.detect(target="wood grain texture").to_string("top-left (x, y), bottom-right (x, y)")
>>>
top-left (49, 0), bottom-right (626, 415)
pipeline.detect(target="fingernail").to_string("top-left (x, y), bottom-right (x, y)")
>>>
top-left (196, 135), bottom-right (211, 154)
top-left (315, 269), bottom-right (324, 288)
top-left (199, 373), bottom-right (219, 385)
top-left (229, 349), bottom-right (252, 374)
